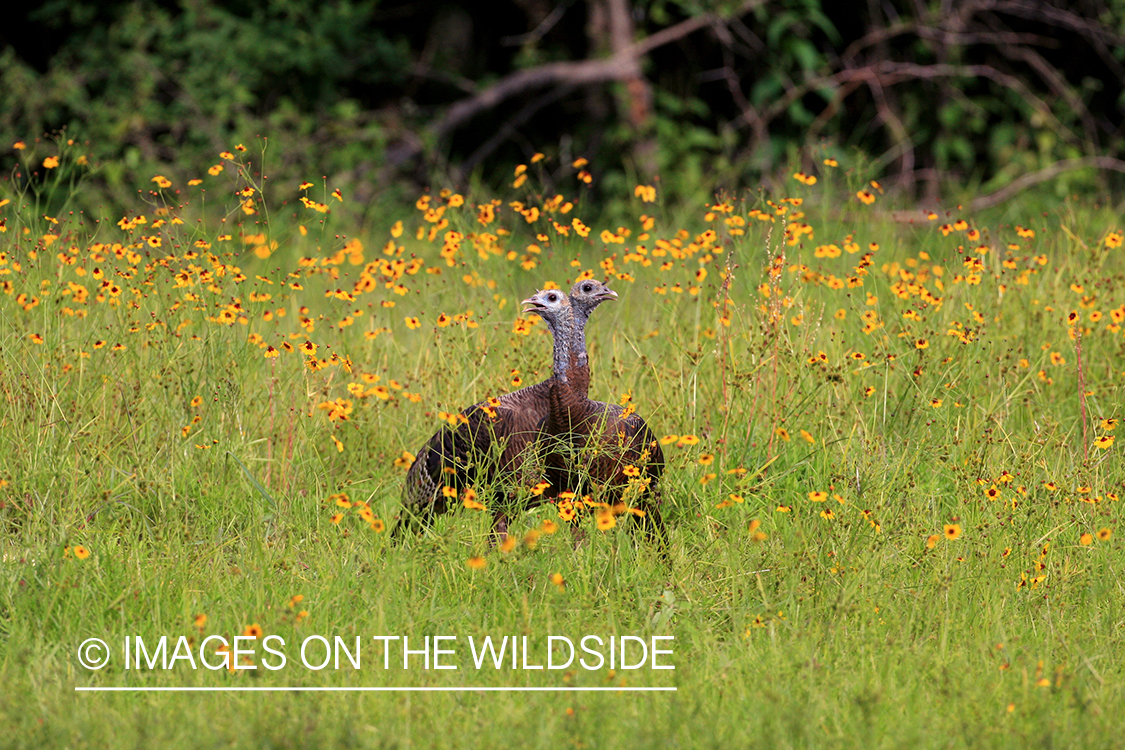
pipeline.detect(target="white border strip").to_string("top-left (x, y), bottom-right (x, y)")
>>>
top-left (76, 686), bottom-right (676, 692)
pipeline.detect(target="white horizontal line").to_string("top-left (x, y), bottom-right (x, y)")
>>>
top-left (75, 686), bottom-right (676, 693)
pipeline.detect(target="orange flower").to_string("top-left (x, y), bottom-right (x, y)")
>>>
top-left (462, 488), bottom-right (487, 511)
top-left (596, 511), bottom-right (616, 531)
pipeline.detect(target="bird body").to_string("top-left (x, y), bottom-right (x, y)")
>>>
top-left (398, 379), bottom-right (554, 523)
top-left (393, 280), bottom-right (616, 539)
top-left (526, 292), bottom-right (666, 542)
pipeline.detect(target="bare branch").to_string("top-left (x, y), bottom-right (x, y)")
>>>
top-left (865, 73), bottom-right (915, 189)
top-left (433, 57), bottom-right (638, 140)
top-left (988, 0), bottom-right (1125, 80)
top-left (456, 85), bottom-right (578, 180)
top-left (388, 0), bottom-right (766, 166)
top-left (501, 0), bottom-right (576, 47)
top-left (742, 60), bottom-right (1080, 151)
top-left (632, 9), bottom-right (729, 56)
top-left (968, 156), bottom-right (1125, 211)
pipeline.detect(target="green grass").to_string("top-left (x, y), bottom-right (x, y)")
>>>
top-left (2, 142), bottom-right (1124, 749)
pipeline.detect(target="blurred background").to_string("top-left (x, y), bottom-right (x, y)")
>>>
top-left (3, 0), bottom-right (1124, 216)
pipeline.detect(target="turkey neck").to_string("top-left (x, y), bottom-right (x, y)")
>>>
top-left (547, 305), bottom-right (593, 433)
top-left (568, 303), bottom-right (594, 399)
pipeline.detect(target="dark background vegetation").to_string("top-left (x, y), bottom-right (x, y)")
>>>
top-left (3, 0), bottom-right (1125, 214)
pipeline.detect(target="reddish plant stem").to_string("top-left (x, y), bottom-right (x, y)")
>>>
top-left (1075, 324), bottom-right (1088, 464)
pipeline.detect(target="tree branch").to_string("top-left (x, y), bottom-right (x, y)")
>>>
top-left (387, 0), bottom-right (765, 166)
top-left (967, 156), bottom-right (1125, 211)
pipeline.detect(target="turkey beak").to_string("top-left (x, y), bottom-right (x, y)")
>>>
top-left (600, 288), bottom-right (619, 302)
top-left (521, 296), bottom-right (543, 315)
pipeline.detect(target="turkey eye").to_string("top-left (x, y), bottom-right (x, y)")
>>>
top-left (583, 283), bottom-right (593, 292)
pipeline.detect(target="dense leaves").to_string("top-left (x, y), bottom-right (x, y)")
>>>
top-left (2, 0), bottom-right (1125, 214)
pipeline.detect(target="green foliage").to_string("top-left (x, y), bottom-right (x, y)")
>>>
top-left (1, 0), bottom-right (411, 212)
top-left (2, 145), bottom-right (1125, 747)
top-left (6, 0), bottom-right (1125, 217)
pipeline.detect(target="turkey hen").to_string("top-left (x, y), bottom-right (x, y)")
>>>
top-left (523, 290), bottom-right (667, 545)
top-left (392, 279), bottom-right (616, 540)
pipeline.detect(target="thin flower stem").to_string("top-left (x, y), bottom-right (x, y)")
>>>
top-left (1075, 324), bottom-right (1088, 464)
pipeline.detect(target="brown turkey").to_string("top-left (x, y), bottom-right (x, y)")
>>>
top-left (522, 289), bottom-right (667, 546)
top-left (392, 280), bottom-right (617, 540)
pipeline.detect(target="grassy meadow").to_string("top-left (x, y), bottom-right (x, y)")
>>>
top-left (2, 139), bottom-right (1125, 748)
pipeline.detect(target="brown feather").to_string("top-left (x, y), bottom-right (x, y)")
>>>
top-left (538, 306), bottom-right (667, 544)
top-left (393, 281), bottom-right (612, 540)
